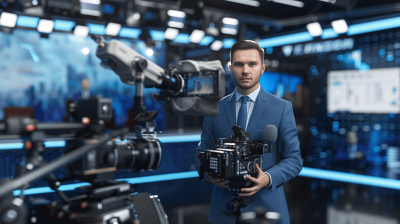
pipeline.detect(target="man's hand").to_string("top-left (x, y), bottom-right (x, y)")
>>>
top-left (208, 175), bottom-right (230, 188)
top-left (239, 163), bottom-right (270, 197)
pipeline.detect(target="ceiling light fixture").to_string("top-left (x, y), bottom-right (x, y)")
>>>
top-left (331, 19), bottom-right (348, 34)
top-left (225, 0), bottom-right (260, 7)
top-left (307, 22), bottom-right (323, 36)
top-left (270, 0), bottom-right (304, 8)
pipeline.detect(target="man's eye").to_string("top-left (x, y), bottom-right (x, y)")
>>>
top-left (235, 63), bottom-right (243, 67)
top-left (250, 63), bottom-right (257, 66)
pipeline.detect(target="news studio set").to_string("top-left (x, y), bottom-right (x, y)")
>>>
top-left (1, 0), bottom-right (400, 223)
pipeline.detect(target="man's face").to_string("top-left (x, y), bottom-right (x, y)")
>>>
top-left (229, 49), bottom-right (266, 91)
top-left (82, 79), bottom-right (89, 90)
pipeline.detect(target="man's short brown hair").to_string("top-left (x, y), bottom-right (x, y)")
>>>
top-left (230, 40), bottom-right (264, 64)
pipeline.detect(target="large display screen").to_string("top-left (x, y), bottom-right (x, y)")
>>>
top-left (0, 29), bottom-right (166, 129)
top-left (327, 67), bottom-right (400, 113)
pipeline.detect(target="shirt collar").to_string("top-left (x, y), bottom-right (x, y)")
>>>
top-left (235, 85), bottom-right (261, 103)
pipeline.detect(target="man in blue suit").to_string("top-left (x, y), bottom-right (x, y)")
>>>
top-left (194, 40), bottom-right (303, 224)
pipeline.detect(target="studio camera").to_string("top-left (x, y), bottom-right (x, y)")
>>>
top-left (198, 125), bottom-right (278, 213)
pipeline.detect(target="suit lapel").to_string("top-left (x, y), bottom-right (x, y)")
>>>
top-left (225, 92), bottom-right (236, 131)
top-left (247, 88), bottom-right (268, 133)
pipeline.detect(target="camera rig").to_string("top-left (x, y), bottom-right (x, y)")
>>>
top-left (0, 36), bottom-right (226, 224)
top-left (198, 125), bottom-right (278, 214)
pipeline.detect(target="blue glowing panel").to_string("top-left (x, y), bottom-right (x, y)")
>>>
top-left (86, 23), bottom-right (105, 35)
top-left (199, 36), bottom-right (214, 46)
top-left (0, 143), bottom-right (24, 150)
top-left (43, 141), bottom-right (66, 148)
top-left (119, 28), bottom-right (142, 38)
top-left (321, 28), bottom-right (339, 39)
top-left (54, 20), bottom-right (76, 31)
top-left (348, 16), bottom-right (400, 36)
top-left (223, 39), bottom-right (236, 49)
top-left (149, 30), bottom-right (165, 41)
top-left (158, 135), bottom-right (200, 143)
top-left (173, 33), bottom-right (190, 44)
top-left (258, 32), bottom-right (313, 48)
top-left (16, 16), bottom-right (40, 28)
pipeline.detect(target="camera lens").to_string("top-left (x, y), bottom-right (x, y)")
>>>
top-left (115, 139), bottom-right (162, 171)
top-left (226, 199), bottom-right (240, 213)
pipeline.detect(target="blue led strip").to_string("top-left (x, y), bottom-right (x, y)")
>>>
top-left (258, 32), bottom-right (313, 48)
top-left (173, 33), bottom-right (190, 44)
top-left (0, 135), bottom-right (201, 150)
top-left (54, 20), bottom-right (76, 31)
top-left (347, 16), bottom-right (400, 36)
top-left (119, 27), bottom-right (142, 38)
top-left (12, 167), bottom-right (400, 195)
top-left (299, 167), bottom-right (400, 190)
top-left (86, 23), bottom-right (106, 35)
top-left (16, 16), bottom-right (40, 28)
top-left (321, 28), bottom-right (339, 39)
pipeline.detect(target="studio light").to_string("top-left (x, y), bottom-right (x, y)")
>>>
top-left (168, 21), bottom-right (184, 28)
top-left (331, 19), bottom-right (348, 34)
top-left (105, 22), bottom-right (121, 36)
top-left (146, 48), bottom-right (154, 56)
top-left (82, 47), bottom-right (90, 55)
top-left (167, 10), bottom-right (186, 18)
top-left (37, 19), bottom-right (54, 33)
top-left (210, 40), bottom-right (223, 51)
top-left (164, 28), bottom-right (179, 40)
top-left (307, 22), bottom-right (323, 37)
top-left (270, 0), bottom-right (304, 8)
top-left (0, 12), bottom-right (18, 28)
top-left (222, 17), bottom-right (239, 26)
top-left (74, 25), bottom-right (89, 38)
top-left (224, 0), bottom-right (260, 7)
top-left (189, 29), bottom-right (205, 44)
top-left (221, 28), bottom-right (238, 35)
top-left (80, 0), bottom-right (101, 16)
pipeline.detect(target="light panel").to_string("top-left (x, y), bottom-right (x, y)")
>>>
top-left (168, 21), bottom-right (184, 28)
top-left (0, 12), bottom-right (18, 28)
top-left (164, 28), bottom-right (179, 40)
top-left (189, 29), bottom-right (205, 43)
top-left (331, 19), bottom-right (348, 34)
top-left (307, 22), bottom-right (323, 37)
top-left (222, 17), bottom-right (239, 25)
top-left (225, 0), bottom-right (260, 7)
top-left (167, 10), bottom-right (186, 18)
top-left (105, 22), bottom-right (121, 36)
top-left (74, 25), bottom-right (89, 38)
top-left (211, 40), bottom-right (223, 51)
top-left (37, 19), bottom-right (54, 33)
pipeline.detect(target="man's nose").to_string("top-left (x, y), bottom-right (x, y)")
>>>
top-left (242, 64), bottom-right (250, 74)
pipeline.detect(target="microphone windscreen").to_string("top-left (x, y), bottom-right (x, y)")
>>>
top-left (263, 125), bottom-right (278, 143)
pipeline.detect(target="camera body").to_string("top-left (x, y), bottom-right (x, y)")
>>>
top-left (199, 125), bottom-right (273, 187)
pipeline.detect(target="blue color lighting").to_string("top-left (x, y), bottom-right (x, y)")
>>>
top-left (0, 143), bottom-right (24, 150)
top-left (223, 39), bottom-right (236, 49)
top-left (54, 20), bottom-right (76, 31)
top-left (258, 32), bottom-right (313, 48)
top-left (348, 16), bottom-right (400, 36)
top-left (119, 28), bottom-right (142, 38)
top-left (86, 23), bottom-right (105, 35)
top-left (43, 141), bottom-right (66, 148)
top-left (299, 167), bottom-right (400, 190)
top-left (321, 28), bottom-right (339, 39)
top-left (12, 168), bottom-right (400, 195)
top-left (158, 135), bottom-right (200, 143)
top-left (149, 30), bottom-right (165, 41)
top-left (16, 16), bottom-right (40, 28)
top-left (199, 36), bottom-right (214, 46)
top-left (173, 33), bottom-right (190, 44)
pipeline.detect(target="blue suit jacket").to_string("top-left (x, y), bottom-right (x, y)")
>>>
top-left (194, 87), bottom-right (303, 224)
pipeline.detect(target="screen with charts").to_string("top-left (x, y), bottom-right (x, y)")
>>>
top-left (327, 68), bottom-right (400, 113)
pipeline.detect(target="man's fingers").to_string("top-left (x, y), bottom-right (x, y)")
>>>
top-left (246, 175), bottom-right (257, 182)
top-left (241, 186), bottom-right (258, 193)
top-left (256, 163), bottom-right (263, 172)
top-left (238, 192), bottom-right (255, 197)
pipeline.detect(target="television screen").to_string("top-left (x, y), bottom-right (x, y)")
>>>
top-left (327, 67), bottom-right (400, 113)
top-left (0, 29), bottom-right (166, 129)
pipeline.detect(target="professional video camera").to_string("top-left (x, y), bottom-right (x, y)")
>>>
top-left (197, 125), bottom-right (278, 214)
top-left (0, 36), bottom-right (226, 224)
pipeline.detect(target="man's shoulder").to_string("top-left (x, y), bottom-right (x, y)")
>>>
top-left (261, 89), bottom-right (288, 105)
top-left (218, 92), bottom-right (235, 104)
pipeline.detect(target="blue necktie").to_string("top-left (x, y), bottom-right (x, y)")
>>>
top-left (237, 96), bottom-right (249, 131)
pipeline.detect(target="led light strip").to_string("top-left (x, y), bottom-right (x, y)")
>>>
top-left (0, 135), bottom-right (202, 150)
top-left (12, 167), bottom-right (400, 195)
